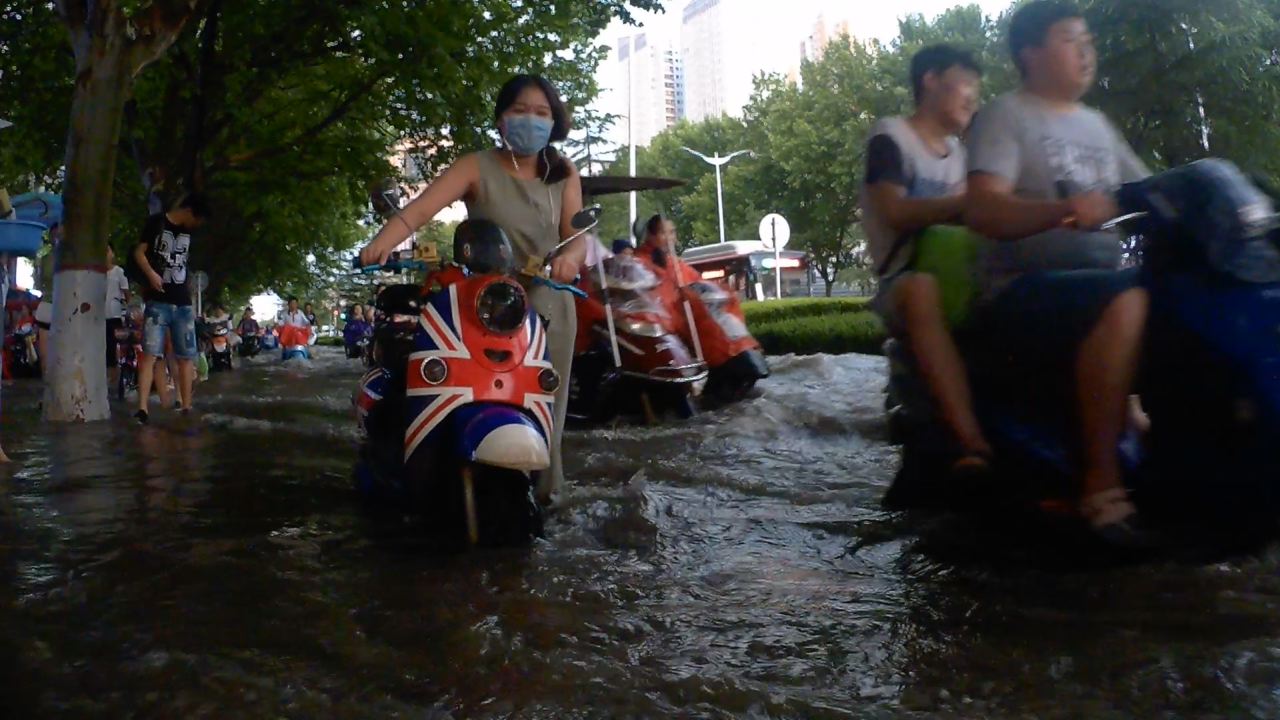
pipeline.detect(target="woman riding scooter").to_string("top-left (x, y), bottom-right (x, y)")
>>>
top-left (343, 304), bottom-right (372, 359)
top-left (358, 73), bottom-right (586, 504)
top-left (634, 215), bottom-right (769, 405)
top-left (236, 307), bottom-right (261, 357)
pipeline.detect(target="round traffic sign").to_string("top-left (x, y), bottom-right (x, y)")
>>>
top-left (758, 213), bottom-right (791, 250)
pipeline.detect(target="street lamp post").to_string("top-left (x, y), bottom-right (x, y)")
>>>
top-left (680, 147), bottom-right (754, 244)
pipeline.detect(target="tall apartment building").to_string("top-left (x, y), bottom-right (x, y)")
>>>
top-left (680, 0), bottom-right (765, 121)
top-left (801, 14), bottom-right (853, 63)
top-left (619, 33), bottom-right (686, 147)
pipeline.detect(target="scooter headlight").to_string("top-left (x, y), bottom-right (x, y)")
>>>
top-left (616, 317), bottom-right (666, 338)
top-left (538, 367), bottom-right (560, 393)
top-left (476, 280), bottom-right (526, 335)
top-left (421, 356), bottom-right (448, 385)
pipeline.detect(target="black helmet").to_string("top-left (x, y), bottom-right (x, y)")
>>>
top-left (453, 219), bottom-right (515, 275)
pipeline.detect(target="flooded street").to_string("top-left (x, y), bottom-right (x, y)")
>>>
top-left (2, 348), bottom-right (1280, 718)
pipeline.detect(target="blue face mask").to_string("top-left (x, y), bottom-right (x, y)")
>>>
top-left (502, 114), bottom-right (554, 156)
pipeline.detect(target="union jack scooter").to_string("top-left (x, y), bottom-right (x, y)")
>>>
top-left (353, 210), bottom-right (597, 546)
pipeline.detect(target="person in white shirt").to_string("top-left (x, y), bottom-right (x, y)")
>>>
top-left (277, 296), bottom-right (313, 350)
top-left (104, 245), bottom-right (131, 394)
top-left (278, 296), bottom-right (309, 328)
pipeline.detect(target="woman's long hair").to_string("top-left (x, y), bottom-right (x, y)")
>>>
top-left (494, 74), bottom-right (573, 185)
top-left (644, 213), bottom-right (669, 267)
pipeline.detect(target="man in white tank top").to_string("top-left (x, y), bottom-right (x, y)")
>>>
top-left (860, 45), bottom-right (989, 476)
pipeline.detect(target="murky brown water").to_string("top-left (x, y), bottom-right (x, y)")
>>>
top-left (1, 348), bottom-right (1279, 718)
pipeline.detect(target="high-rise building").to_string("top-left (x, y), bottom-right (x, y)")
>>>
top-left (680, 0), bottom-right (762, 122)
top-left (680, 0), bottom-right (725, 122)
top-left (800, 14), bottom-right (853, 63)
top-left (619, 33), bottom-right (685, 147)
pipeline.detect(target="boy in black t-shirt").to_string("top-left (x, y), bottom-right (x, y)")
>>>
top-left (132, 192), bottom-right (210, 423)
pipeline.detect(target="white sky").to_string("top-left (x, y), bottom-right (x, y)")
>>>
top-left (591, 0), bottom-right (1011, 147)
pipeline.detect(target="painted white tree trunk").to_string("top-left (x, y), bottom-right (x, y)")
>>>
top-left (42, 269), bottom-right (109, 422)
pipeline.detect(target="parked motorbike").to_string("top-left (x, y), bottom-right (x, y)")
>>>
top-left (207, 324), bottom-right (234, 372)
top-left (115, 323), bottom-right (141, 400)
top-left (6, 318), bottom-right (39, 379)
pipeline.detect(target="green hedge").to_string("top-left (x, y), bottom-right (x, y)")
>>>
top-left (742, 297), bottom-right (871, 326)
top-left (315, 336), bottom-right (343, 347)
top-left (743, 297), bottom-right (886, 356)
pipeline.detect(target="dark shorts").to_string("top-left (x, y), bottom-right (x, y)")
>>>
top-left (106, 318), bottom-right (123, 367)
top-left (965, 268), bottom-right (1140, 398)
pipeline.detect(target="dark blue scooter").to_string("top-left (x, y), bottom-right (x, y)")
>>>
top-left (884, 159), bottom-right (1280, 547)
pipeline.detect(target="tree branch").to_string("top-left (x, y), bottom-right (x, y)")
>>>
top-left (127, 0), bottom-right (213, 73)
top-left (215, 74), bottom-right (381, 170)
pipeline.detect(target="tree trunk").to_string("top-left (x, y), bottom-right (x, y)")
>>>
top-left (816, 259), bottom-right (836, 298)
top-left (45, 21), bottom-right (133, 422)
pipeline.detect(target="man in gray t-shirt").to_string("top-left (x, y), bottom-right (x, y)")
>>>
top-left (964, 1), bottom-right (1155, 547)
top-left (967, 92), bottom-right (1148, 293)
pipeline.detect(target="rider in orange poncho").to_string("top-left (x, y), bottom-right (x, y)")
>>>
top-left (632, 215), bottom-right (760, 369)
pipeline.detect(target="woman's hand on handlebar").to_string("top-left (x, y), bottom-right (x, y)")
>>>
top-left (549, 255), bottom-right (579, 283)
top-left (359, 241), bottom-right (392, 268)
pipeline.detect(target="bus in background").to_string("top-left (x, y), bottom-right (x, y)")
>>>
top-left (680, 241), bottom-right (810, 301)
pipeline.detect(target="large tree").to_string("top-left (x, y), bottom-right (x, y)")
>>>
top-left (1086, 0), bottom-right (1280, 179)
top-left (36, 0), bottom-right (206, 422)
top-left (0, 0), bottom-right (659, 422)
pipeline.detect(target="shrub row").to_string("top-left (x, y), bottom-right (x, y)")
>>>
top-left (741, 297), bottom-right (872, 326)
top-left (744, 299), bottom-right (886, 356)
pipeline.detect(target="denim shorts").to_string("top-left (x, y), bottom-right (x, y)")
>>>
top-left (143, 302), bottom-right (197, 359)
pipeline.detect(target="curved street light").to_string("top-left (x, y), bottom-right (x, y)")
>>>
top-left (680, 146), bottom-right (755, 245)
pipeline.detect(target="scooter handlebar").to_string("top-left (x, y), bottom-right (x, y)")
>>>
top-left (531, 276), bottom-right (588, 298)
top-left (353, 258), bottom-right (428, 273)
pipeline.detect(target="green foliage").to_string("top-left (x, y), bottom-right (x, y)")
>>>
top-left (745, 302), bottom-right (886, 357)
top-left (0, 3), bottom-right (74, 186)
top-left (565, 107), bottom-right (620, 176)
top-left (606, 0), bottom-right (1280, 304)
top-left (593, 115), bottom-right (759, 247)
top-left (1085, 0), bottom-right (1280, 179)
top-left (743, 297), bottom-right (884, 356)
top-left (742, 297), bottom-right (872, 326)
top-left (0, 0), bottom-right (660, 303)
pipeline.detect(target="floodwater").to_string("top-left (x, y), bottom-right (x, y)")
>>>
top-left (1, 348), bottom-right (1279, 718)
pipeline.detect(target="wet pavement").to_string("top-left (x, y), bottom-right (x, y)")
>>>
top-left (1, 348), bottom-right (1279, 718)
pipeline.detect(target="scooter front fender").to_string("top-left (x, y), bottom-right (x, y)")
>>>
top-left (453, 403), bottom-right (549, 474)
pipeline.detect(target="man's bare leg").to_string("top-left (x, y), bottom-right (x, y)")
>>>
top-left (1076, 288), bottom-right (1148, 523)
top-left (176, 358), bottom-right (194, 411)
top-left (153, 357), bottom-right (171, 407)
top-left (136, 353), bottom-right (158, 421)
top-left (892, 274), bottom-right (992, 460)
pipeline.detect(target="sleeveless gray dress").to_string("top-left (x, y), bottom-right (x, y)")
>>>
top-left (466, 150), bottom-right (577, 498)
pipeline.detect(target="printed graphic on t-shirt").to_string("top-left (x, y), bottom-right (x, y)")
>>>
top-left (1040, 136), bottom-right (1117, 191)
top-left (155, 229), bottom-right (191, 285)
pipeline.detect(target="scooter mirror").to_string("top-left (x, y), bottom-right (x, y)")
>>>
top-left (571, 205), bottom-right (602, 230)
top-left (369, 178), bottom-right (401, 218)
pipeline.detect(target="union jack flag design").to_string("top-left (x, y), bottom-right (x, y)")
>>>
top-left (355, 367), bottom-right (389, 436)
top-left (403, 278), bottom-right (556, 461)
